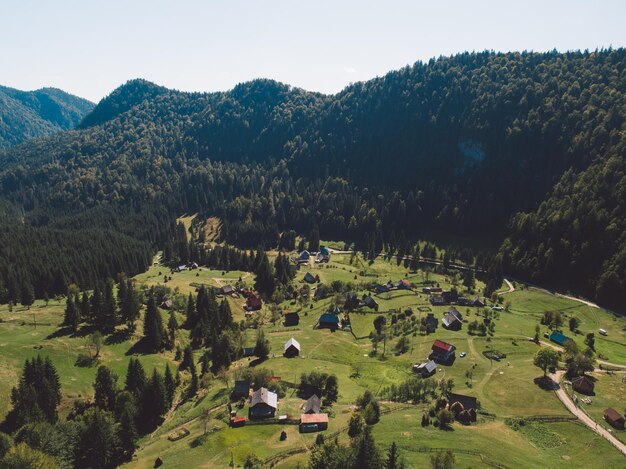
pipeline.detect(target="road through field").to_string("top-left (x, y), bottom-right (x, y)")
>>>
top-left (552, 370), bottom-right (626, 457)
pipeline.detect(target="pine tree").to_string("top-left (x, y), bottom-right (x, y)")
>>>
top-left (386, 442), bottom-right (402, 469)
top-left (75, 408), bottom-right (120, 469)
top-left (125, 358), bottom-right (146, 397)
top-left (120, 278), bottom-right (140, 331)
top-left (63, 295), bottom-right (80, 331)
top-left (142, 369), bottom-right (167, 429)
top-left (164, 364), bottom-right (176, 407)
top-left (143, 296), bottom-right (164, 352)
top-left (94, 365), bottom-right (118, 411)
top-left (117, 401), bottom-right (138, 461)
top-left (185, 292), bottom-right (196, 328)
top-left (253, 329), bottom-right (270, 359)
top-left (352, 426), bottom-right (382, 469)
top-left (100, 279), bottom-right (117, 332)
top-left (180, 345), bottom-right (194, 371)
top-left (80, 292), bottom-right (90, 322)
top-left (254, 252), bottom-right (275, 298)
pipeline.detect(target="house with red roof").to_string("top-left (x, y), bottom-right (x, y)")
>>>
top-left (430, 340), bottom-right (456, 364)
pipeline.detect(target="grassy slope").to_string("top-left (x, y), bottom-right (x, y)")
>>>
top-left (1, 250), bottom-right (624, 468)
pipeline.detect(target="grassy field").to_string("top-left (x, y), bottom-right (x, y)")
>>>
top-left (1, 248), bottom-right (625, 468)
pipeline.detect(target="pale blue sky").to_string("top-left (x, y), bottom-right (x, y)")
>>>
top-left (1, 0), bottom-right (624, 102)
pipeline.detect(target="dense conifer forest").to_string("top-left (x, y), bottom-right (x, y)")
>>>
top-left (0, 86), bottom-right (94, 148)
top-left (0, 49), bottom-right (624, 309)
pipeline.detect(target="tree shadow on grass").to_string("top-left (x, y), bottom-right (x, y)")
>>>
top-left (534, 376), bottom-right (559, 391)
top-left (125, 338), bottom-right (154, 356)
top-left (46, 326), bottom-right (75, 340)
top-left (105, 328), bottom-right (132, 345)
top-left (248, 357), bottom-right (268, 367)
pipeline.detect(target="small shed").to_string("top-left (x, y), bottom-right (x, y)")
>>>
top-left (284, 312), bottom-right (300, 327)
top-left (303, 272), bottom-right (316, 284)
top-left (319, 313), bottom-right (340, 329)
top-left (549, 331), bottom-right (570, 346)
top-left (304, 394), bottom-right (321, 414)
top-left (604, 408), bottom-right (625, 429)
top-left (362, 295), bottom-right (379, 310)
top-left (232, 380), bottom-right (251, 399)
top-left (413, 360), bottom-right (437, 378)
top-left (230, 416), bottom-right (246, 427)
top-left (284, 338), bottom-right (301, 357)
top-left (160, 299), bottom-right (173, 310)
top-left (571, 375), bottom-right (594, 395)
top-left (300, 413), bottom-right (329, 432)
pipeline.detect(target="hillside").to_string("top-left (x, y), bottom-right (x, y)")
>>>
top-left (0, 85), bottom-right (94, 148)
top-left (0, 49), bottom-right (624, 308)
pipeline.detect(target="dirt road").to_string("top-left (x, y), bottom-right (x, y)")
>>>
top-left (551, 370), bottom-right (626, 456)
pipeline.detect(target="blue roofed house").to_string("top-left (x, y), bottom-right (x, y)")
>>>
top-left (549, 331), bottom-right (571, 346)
top-left (319, 313), bottom-right (340, 329)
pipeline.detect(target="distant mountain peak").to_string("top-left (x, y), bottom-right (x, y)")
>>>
top-left (78, 79), bottom-right (169, 129)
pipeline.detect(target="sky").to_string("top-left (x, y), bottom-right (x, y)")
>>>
top-left (1, 0), bottom-right (625, 103)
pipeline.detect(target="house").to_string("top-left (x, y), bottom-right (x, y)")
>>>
top-left (423, 287), bottom-right (442, 294)
top-left (304, 394), bottom-right (321, 414)
top-left (284, 312), bottom-right (300, 327)
top-left (429, 295), bottom-right (446, 306)
top-left (175, 265), bottom-right (187, 272)
top-left (395, 279), bottom-right (412, 290)
top-left (303, 272), bottom-right (316, 284)
top-left (314, 286), bottom-right (329, 300)
top-left (249, 387), bottom-right (278, 419)
top-left (315, 252), bottom-right (330, 264)
top-left (604, 408), bottom-right (625, 429)
top-left (284, 338), bottom-right (301, 357)
top-left (442, 307), bottom-right (463, 330)
top-left (549, 331), bottom-right (570, 346)
top-left (318, 313), bottom-right (340, 329)
top-left (571, 375), bottom-right (594, 395)
top-left (430, 340), bottom-right (456, 363)
top-left (160, 299), bottom-right (173, 310)
top-left (188, 262), bottom-right (199, 270)
top-left (219, 285), bottom-right (235, 296)
top-left (413, 360), bottom-right (437, 378)
top-left (471, 297), bottom-right (485, 307)
top-left (441, 290), bottom-right (458, 304)
top-left (296, 250), bottom-right (311, 264)
top-left (243, 347), bottom-right (255, 357)
top-left (230, 416), bottom-right (246, 427)
top-left (245, 296), bottom-right (263, 311)
top-left (319, 246), bottom-right (331, 256)
top-left (374, 283), bottom-right (390, 294)
top-left (232, 380), bottom-right (251, 399)
top-left (362, 295), bottom-right (379, 311)
top-left (448, 393), bottom-right (478, 411)
top-left (300, 413), bottom-right (329, 432)
top-left (424, 313), bottom-right (438, 332)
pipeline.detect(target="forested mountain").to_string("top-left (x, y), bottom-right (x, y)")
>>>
top-left (0, 49), bottom-right (624, 309)
top-left (0, 86), bottom-right (94, 148)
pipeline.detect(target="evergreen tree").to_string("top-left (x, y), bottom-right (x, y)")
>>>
top-left (119, 278), bottom-right (140, 331)
top-left (164, 364), bottom-right (176, 407)
top-left (253, 329), bottom-right (270, 359)
top-left (80, 291), bottom-right (91, 322)
top-left (386, 442), bottom-right (402, 469)
top-left (117, 401), bottom-right (138, 462)
top-left (93, 366), bottom-right (118, 412)
top-left (143, 296), bottom-right (164, 352)
top-left (74, 409), bottom-right (120, 469)
top-left (125, 358), bottom-right (146, 397)
top-left (254, 252), bottom-right (275, 298)
top-left (63, 295), bottom-right (80, 331)
top-left (352, 426), bottom-right (382, 469)
top-left (100, 279), bottom-right (117, 332)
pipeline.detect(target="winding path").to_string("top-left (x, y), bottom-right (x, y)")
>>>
top-left (551, 370), bottom-right (626, 457)
top-left (498, 279), bottom-right (515, 295)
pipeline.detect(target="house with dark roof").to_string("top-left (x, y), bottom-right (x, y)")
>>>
top-left (442, 307), bottom-right (463, 330)
top-left (571, 375), bottom-right (595, 395)
top-left (430, 340), bottom-right (456, 364)
top-left (319, 246), bottom-right (331, 256)
top-left (604, 408), bottom-right (625, 429)
top-left (300, 413), bottom-right (329, 432)
top-left (362, 295), bottom-right (379, 310)
top-left (549, 331), bottom-right (570, 346)
top-left (314, 286), bottom-right (328, 300)
top-left (249, 387), bottom-right (278, 419)
top-left (471, 297), bottom-right (485, 307)
top-left (296, 250), bottom-right (311, 264)
top-left (232, 380), bottom-right (251, 399)
top-left (303, 272), bottom-right (316, 284)
top-left (448, 392), bottom-right (478, 411)
top-left (304, 394), bottom-right (321, 414)
top-left (441, 290), bottom-right (458, 304)
top-left (219, 284), bottom-right (235, 296)
top-left (429, 295), bottom-right (446, 306)
top-left (318, 313), bottom-right (340, 329)
top-left (413, 360), bottom-right (437, 378)
top-left (160, 299), bottom-right (173, 310)
top-left (374, 283), bottom-right (390, 294)
top-left (284, 312), bottom-right (300, 327)
top-left (284, 338), bottom-right (301, 357)
top-left (243, 347), bottom-right (255, 357)
top-left (245, 296), bottom-right (262, 311)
